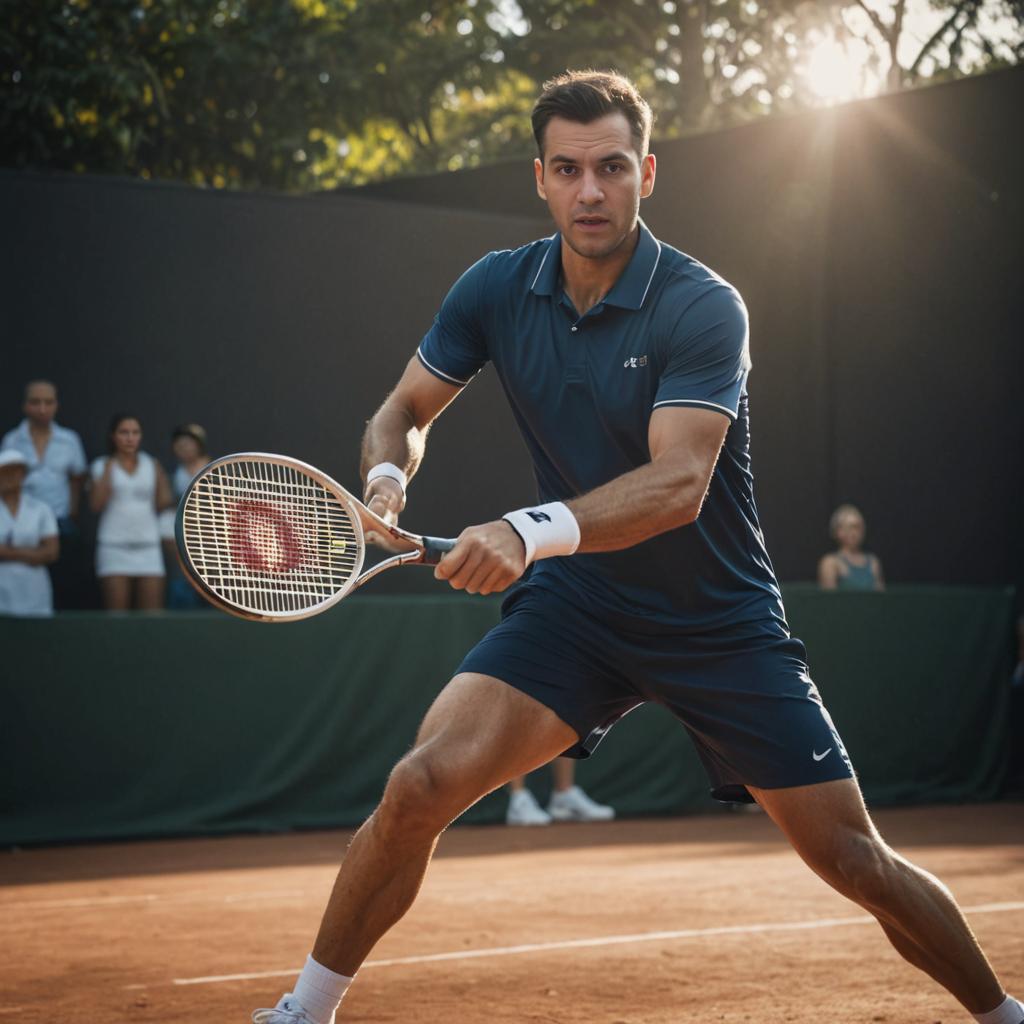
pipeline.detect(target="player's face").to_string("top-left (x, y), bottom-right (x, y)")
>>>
top-left (534, 112), bottom-right (655, 261)
top-left (24, 384), bottom-right (57, 427)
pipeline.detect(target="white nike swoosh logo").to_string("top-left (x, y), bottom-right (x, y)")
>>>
top-left (812, 748), bottom-right (833, 762)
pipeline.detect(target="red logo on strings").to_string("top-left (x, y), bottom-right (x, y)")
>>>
top-left (230, 500), bottom-right (305, 573)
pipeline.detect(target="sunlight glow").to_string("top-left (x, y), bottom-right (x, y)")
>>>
top-left (803, 38), bottom-right (865, 102)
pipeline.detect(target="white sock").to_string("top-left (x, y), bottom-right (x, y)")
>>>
top-left (973, 995), bottom-right (1024, 1024)
top-left (291, 954), bottom-right (353, 1024)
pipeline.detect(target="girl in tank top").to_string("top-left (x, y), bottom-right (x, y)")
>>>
top-left (817, 503), bottom-right (885, 591)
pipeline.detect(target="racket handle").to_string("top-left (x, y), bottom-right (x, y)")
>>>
top-left (421, 536), bottom-right (457, 565)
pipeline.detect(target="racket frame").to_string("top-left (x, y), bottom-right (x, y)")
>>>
top-left (175, 452), bottom-right (454, 622)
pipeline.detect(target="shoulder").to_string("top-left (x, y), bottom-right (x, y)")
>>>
top-left (1, 422), bottom-right (27, 447)
top-left (473, 236), bottom-right (553, 291)
top-left (90, 455), bottom-right (107, 476)
top-left (655, 244), bottom-right (747, 321)
top-left (52, 422), bottom-right (85, 446)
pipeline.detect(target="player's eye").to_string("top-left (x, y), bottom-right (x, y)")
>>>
top-left (555, 165), bottom-right (577, 176)
top-left (604, 163), bottom-right (623, 173)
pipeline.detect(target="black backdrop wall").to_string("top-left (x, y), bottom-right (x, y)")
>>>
top-left (2, 67), bottom-right (1021, 597)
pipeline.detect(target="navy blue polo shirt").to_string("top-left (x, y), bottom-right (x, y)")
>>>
top-left (418, 221), bottom-right (786, 636)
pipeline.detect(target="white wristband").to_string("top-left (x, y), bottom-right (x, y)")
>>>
top-left (502, 501), bottom-right (580, 566)
top-left (366, 462), bottom-right (408, 495)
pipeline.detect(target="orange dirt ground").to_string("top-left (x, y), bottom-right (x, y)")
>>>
top-left (1, 804), bottom-right (1021, 1024)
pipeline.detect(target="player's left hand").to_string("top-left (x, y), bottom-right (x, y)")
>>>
top-left (435, 520), bottom-right (527, 594)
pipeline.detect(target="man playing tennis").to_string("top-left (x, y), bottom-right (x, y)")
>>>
top-left (254, 71), bottom-right (1021, 1024)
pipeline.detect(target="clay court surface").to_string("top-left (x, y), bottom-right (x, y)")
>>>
top-left (2, 804), bottom-right (1021, 1024)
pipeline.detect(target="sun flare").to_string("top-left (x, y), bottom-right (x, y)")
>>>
top-left (803, 38), bottom-right (866, 102)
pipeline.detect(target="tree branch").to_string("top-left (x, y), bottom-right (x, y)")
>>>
top-left (854, 0), bottom-right (892, 44)
top-left (907, 0), bottom-right (971, 78)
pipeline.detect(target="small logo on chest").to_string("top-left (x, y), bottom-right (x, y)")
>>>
top-left (623, 355), bottom-right (648, 368)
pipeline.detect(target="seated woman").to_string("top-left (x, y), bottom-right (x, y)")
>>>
top-left (818, 503), bottom-right (885, 591)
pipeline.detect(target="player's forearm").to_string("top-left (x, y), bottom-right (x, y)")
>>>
top-left (359, 400), bottom-right (429, 484)
top-left (568, 453), bottom-right (711, 553)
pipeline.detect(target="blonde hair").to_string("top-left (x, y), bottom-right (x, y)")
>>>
top-left (829, 503), bottom-right (865, 539)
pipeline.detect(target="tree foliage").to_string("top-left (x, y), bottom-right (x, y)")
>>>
top-left (1, 0), bottom-right (1020, 191)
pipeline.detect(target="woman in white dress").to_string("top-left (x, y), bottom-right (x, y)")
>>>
top-left (89, 413), bottom-right (173, 610)
top-left (0, 449), bottom-right (59, 616)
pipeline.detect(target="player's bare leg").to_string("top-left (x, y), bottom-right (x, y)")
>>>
top-left (750, 777), bottom-right (1007, 1014)
top-left (311, 672), bottom-right (578, 976)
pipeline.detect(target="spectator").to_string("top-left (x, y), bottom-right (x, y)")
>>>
top-left (506, 757), bottom-right (614, 825)
top-left (162, 423), bottom-right (210, 609)
top-left (89, 413), bottom-right (173, 611)
top-left (170, 422), bottom-right (209, 496)
top-left (0, 450), bottom-right (59, 617)
top-left (1, 380), bottom-right (88, 607)
top-left (818, 504), bottom-right (885, 591)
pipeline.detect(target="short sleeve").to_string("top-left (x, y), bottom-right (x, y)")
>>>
top-left (90, 456), bottom-right (106, 481)
top-left (37, 502), bottom-right (58, 539)
top-left (653, 285), bottom-right (751, 421)
top-left (416, 253), bottom-right (493, 386)
top-left (69, 431), bottom-right (87, 474)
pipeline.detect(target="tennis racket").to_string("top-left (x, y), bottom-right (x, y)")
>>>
top-left (175, 452), bottom-right (456, 622)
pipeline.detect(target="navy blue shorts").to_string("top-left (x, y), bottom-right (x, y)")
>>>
top-left (457, 582), bottom-right (854, 803)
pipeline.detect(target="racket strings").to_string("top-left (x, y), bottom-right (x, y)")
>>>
top-left (182, 459), bottom-right (362, 616)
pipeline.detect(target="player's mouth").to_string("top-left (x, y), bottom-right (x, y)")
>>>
top-left (574, 215), bottom-right (609, 231)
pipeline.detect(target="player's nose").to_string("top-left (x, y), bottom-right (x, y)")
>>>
top-left (578, 169), bottom-right (604, 203)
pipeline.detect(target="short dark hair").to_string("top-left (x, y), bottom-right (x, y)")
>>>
top-left (532, 70), bottom-right (654, 160)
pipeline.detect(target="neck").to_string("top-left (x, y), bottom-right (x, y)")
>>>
top-left (560, 224), bottom-right (639, 315)
top-left (28, 420), bottom-right (51, 434)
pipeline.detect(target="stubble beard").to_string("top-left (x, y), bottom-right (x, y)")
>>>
top-left (562, 219), bottom-right (638, 262)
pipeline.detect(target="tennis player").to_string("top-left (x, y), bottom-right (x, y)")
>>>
top-left (253, 71), bottom-right (1022, 1024)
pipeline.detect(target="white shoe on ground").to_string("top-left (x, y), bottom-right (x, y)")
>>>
top-left (506, 787), bottom-right (552, 826)
top-left (547, 785), bottom-right (615, 822)
top-left (252, 994), bottom-right (328, 1023)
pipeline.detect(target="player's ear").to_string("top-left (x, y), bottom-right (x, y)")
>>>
top-left (640, 153), bottom-right (656, 200)
top-left (534, 157), bottom-right (547, 200)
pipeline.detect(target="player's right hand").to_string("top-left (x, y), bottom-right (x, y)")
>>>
top-left (363, 476), bottom-right (407, 551)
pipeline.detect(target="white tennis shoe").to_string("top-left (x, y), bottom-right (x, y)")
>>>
top-left (506, 787), bottom-right (552, 826)
top-left (547, 785), bottom-right (615, 822)
top-left (252, 995), bottom-right (329, 1023)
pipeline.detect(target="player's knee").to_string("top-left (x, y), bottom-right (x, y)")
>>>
top-left (377, 751), bottom-right (459, 837)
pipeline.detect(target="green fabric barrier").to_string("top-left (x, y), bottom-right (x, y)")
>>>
top-left (0, 587), bottom-right (1013, 846)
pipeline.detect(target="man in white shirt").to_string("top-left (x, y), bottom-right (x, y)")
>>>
top-left (2, 380), bottom-right (88, 608)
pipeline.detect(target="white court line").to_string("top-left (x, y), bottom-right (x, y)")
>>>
top-left (170, 901), bottom-right (1024, 987)
top-left (2, 888), bottom-right (308, 911)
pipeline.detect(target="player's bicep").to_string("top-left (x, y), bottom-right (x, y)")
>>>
top-left (389, 355), bottom-right (465, 430)
top-left (648, 405), bottom-right (730, 495)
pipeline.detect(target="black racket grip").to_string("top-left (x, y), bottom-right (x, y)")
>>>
top-left (421, 536), bottom-right (457, 566)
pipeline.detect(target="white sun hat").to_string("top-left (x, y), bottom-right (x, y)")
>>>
top-left (0, 450), bottom-right (29, 469)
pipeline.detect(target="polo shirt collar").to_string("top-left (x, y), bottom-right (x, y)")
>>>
top-left (529, 220), bottom-right (662, 311)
